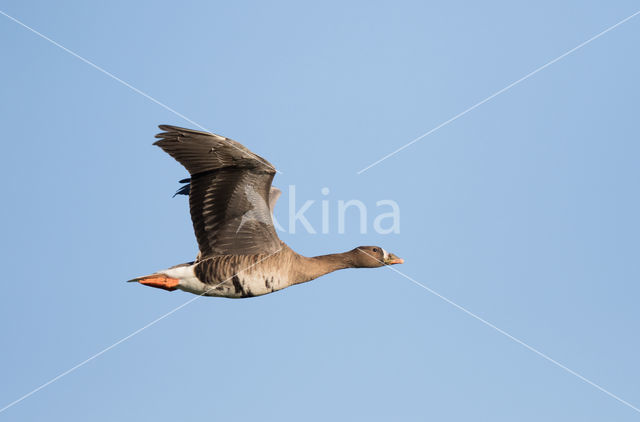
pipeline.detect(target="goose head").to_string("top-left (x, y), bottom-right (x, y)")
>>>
top-left (352, 246), bottom-right (404, 268)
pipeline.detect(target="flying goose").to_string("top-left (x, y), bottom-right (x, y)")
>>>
top-left (128, 125), bottom-right (403, 298)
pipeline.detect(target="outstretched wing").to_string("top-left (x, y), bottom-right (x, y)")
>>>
top-left (154, 125), bottom-right (281, 257)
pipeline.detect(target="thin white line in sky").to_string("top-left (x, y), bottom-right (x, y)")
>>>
top-left (386, 264), bottom-right (640, 414)
top-left (356, 9), bottom-right (640, 174)
top-left (0, 250), bottom-right (281, 414)
top-left (0, 9), bottom-right (281, 174)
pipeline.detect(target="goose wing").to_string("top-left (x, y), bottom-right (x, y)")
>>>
top-left (154, 125), bottom-right (281, 257)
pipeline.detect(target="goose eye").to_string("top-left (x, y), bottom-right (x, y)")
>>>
top-left (372, 248), bottom-right (379, 252)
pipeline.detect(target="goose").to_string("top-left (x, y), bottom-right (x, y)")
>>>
top-left (128, 125), bottom-right (403, 298)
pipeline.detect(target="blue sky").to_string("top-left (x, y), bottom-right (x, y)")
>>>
top-left (1, 1), bottom-right (639, 420)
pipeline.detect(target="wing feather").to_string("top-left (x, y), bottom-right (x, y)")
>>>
top-left (154, 125), bottom-right (281, 257)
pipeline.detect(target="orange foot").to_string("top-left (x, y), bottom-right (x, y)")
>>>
top-left (134, 275), bottom-right (180, 291)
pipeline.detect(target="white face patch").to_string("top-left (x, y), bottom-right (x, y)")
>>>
top-left (382, 248), bottom-right (389, 260)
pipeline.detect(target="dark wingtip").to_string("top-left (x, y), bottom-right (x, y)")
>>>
top-left (173, 182), bottom-right (190, 197)
top-left (155, 124), bottom-right (179, 140)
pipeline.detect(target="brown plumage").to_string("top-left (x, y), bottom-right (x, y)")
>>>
top-left (129, 125), bottom-right (403, 298)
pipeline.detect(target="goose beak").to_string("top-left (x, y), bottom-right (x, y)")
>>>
top-left (384, 253), bottom-right (404, 265)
